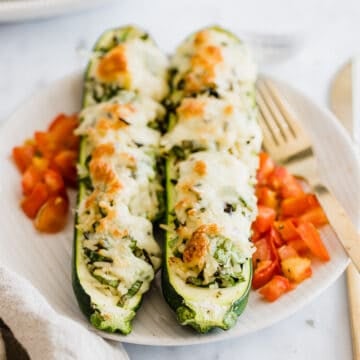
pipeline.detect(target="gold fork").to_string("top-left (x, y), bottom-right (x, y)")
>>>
top-left (256, 77), bottom-right (360, 272)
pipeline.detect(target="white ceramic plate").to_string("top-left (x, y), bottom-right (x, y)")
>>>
top-left (0, 72), bottom-right (359, 346)
top-left (0, 0), bottom-right (113, 23)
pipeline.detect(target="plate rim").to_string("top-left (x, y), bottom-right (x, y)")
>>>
top-left (0, 0), bottom-right (114, 23)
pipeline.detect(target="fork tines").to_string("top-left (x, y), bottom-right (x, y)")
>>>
top-left (256, 78), bottom-right (312, 164)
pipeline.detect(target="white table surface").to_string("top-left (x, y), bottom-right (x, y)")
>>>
top-left (0, 0), bottom-right (357, 358)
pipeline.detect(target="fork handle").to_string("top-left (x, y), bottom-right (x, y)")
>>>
top-left (313, 184), bottom-right (360, 272)
top-left (346, 263), bottom-right (360, 359)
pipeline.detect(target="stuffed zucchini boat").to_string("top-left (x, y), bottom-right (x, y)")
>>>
top-left (72, 26), bottom-right (169, 334)
top-left (161, 27), bottom-right (261, 333)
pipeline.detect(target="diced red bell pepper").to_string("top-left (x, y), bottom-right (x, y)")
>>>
top-left (267, 166), bottom-right (288, 191)
top-left (297, 222), bottom-right (330, 261)
top-left (277, 244), bottom-right (299, 260)
top-left (12, 144), bottom-right (35, 173)
top-left (43, 169), bottom-right (65, 194)
top-left (21, 182), bottom-right (49, 219)
top-left (281, 256), bottom-right (312, 283)
top-left (259, 275), bottom-right (292, 302)
top-left (252, 237), bottom-right (272, 264)
top-left (257, 152), bottom-right (275, 185)
top-left (34, 131), bottom-right (56, 157)
top-left (281, 194), bottom-right (319, 218)
top-left (269, 226), bottom-right (284, 247)
top-left (21, 165), bottom-right (43, 196)
top-left (298, 206), bottom-right (328, 228)
top-left (52, 150), bottom-right (78, 186)
top-left (252, 260), bottom-right (278, 289)
top-left (274, 219), bottom-right (298, 241)
top-left (286, 237), bottom-right (309, 254)
top-left (49, 113), bottom-right (79, 151)
top-left (253, 206), bottom-right (276, 233)
top-left (256, 186), bottom-right (278, 209)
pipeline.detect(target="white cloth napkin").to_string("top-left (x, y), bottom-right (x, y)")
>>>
top-left (0, 267), bottom-right (128, 360)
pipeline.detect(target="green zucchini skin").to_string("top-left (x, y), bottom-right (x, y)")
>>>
top-left (72, 26), bottom-right (166, 335)
top-left (161, 26), bottom-right (257, 333)
top-left (162, 245), bottom-right (252, 333)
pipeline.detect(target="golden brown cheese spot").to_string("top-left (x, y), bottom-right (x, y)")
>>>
top-left (178, 180), bottom-right (196, 193)
top-left (187, 208), bottom-right (197, 216)
top-left (92, 117), bottom-right (129, 139)
top-left (89, 159), bottom-right (122, 193)
top-left (183, 224), bottom-right (219, 268)
top-left (97, 45), bottom-right (128, 82)
top-left (105, 103), bottom-right (135, 121)
top-left (184, 45), bottom-right (223, 92)
top-left (193, 160), bottom-right (207, 176)
top-left (194, 30), bottom-right (211, 47)
top-left (224, 104), bottom-right (234, 115)
top-left (84, 190), bottom-right (99, 209)
top-left (92, 144), bottom-right (115, 159)
top-left (177, 98), bottom-right (205, 119)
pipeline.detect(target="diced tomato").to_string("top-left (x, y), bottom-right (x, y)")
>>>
top-left (12, 144), bottom-right (35, 173)
top-left (251, 227), bottom-right (261, 242)
top-left (278, 244), bottom-right (299, 260)
top-left (32, 156), bottom-right (49, 171)
top-left (256, 186), bottom-right (278, 209)
top-left (43, 169), bottom-right (65, 194)
top-left (21, 165), bottom-right (43, 196)
top-left (267, 166), bottom-right (304, 199)
top-left (267, 228), bottom-right (282, 273)
top-left (21, 182), bottom-right (49, 219)
top-left (281, 257), bottom-right (312, 283)
top-left (48, 113), bottom-right (68, 131)
top-left (34, 131), bottom-right (56, 157)
top-left (252, 260), bottom-right (278, 289)
top-left (281, 194), bottom-right (319, 218)
top-left (267, 166), bottom-right (288, 191)
top-left (257, 152), bottom-right (275, 184)
top-left (253, 237), bottom-right (272, 265)
top-left (269, 226), bottom-right (283, 247)
top-left (259, 275), bottom-right (291, 302)
top-left (35, 195), bottom-right (69, 233)
top-left (287, 237), bottom-right (309, 254)
top-left (13, 112), bottom-right (78, 233)
top-left (280, 175), bottom-right (304, 199)
top-left (52, 150), bottom-right (78, 186)
top-left (49, 113), bottom-right (79, 151)
top-left (274, 219), bottom-right (298, 241)
top-left (253, 206), bottom-right (276, 233)
top-left (298, 207), bottom-right (328, 227)
top-left (297, 222), bottom-right (330, 261)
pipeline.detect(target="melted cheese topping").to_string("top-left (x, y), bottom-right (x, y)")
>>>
top-left (88, 38), bottom-right (169, 102)
top-left (76, 93), bottom-right (163, 303)
top-left (169, 152), bottom-right (257, 286)
top-left (171, 28), bottom-right (256, 97)
top-left (167, 28), bottom-right (261, 288)
top-left (174, 151), bottom-right (256, 251)
top-left (161, 94), bottom-right (261, 174)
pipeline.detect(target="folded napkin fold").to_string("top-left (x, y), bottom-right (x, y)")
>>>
top-left (0, 267), bottom-right (128, 360)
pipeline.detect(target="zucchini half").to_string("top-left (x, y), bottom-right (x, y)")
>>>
top-left (161, 27), bottom-right (260, 333)
top-left (72, 26), bottom-right (168, 335)
top-left (162, 154), bottom-right (253, 333)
